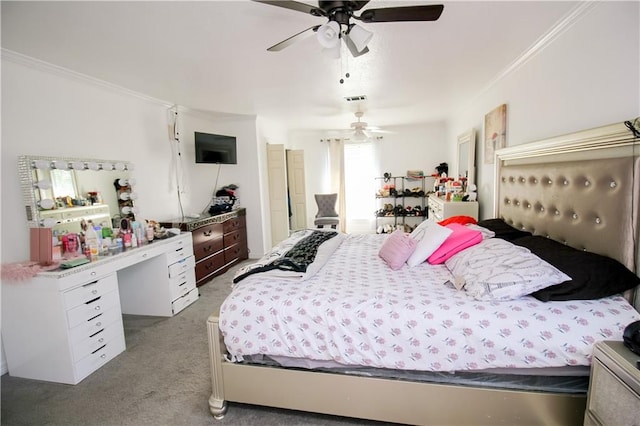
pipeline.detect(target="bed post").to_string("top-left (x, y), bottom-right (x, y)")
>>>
top-left (207, 311), bottom-right (227, 419)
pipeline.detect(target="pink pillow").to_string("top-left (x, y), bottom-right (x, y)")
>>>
top-left (379, 230), bottom-right (418, 270)
top-left (427, 223), bottom-right (482, 264)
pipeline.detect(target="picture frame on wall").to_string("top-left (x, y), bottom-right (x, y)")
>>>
top-left (483, 104), bottom-right (507, 164)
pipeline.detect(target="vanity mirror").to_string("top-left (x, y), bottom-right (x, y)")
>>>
top-left (456, 129), bottom-right (476, 188)
top-left (18, 155), bottom-right (136, 234)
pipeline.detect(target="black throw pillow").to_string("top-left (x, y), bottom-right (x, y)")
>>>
top-left (512, 235), bottom-right (640, 301)
top-left (476, 218), bottom-right (532, 241)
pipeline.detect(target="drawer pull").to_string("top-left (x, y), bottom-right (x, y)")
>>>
top-left (98, 338), bottom-right (104, 343)
top-left (92, 344), bottom-right (106, 354)
top-left (204, 230), bottom-right (212, 237)
top-left (100, 354), bottom-right (107, 359)
top-left (92, 290), bottom-right (98, 295)
top-left (178, 281), bottom-right (187, 287)
top-left (94, 306), bottom-right (101, 311)
top-left (83, 280), bottom-right (99, 287)
top-left (95, 322), bottom-right (102, 327)
top-left (91, 272), bottom-right (97, 276)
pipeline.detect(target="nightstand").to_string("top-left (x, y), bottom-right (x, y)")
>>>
top-left (584, 340), bottom-right (640, 425)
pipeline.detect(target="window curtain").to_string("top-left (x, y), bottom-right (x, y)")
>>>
top-left (327, 138), bottom-right (346, 233)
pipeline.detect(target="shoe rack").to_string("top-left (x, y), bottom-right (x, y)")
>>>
top-left (375, 175), bottom-right (431, 234)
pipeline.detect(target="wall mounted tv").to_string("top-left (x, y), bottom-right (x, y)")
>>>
top-left (194, 132), bottom-right (237, 164)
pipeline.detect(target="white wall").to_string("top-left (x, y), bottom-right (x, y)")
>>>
top-left (447, 1), bottom-right (640, 219)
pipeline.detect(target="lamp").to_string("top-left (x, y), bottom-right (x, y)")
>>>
top-left (70, 161), bottom-right (85, 170)
top-left (34, 180), bottom-right (52, 190)
top-left (316, 21), bottom-right (341, 48)
top-left (347, 24), bottom-right (373, 53)
top-left (322, 43), bottom-right (341, 59)
top-left (52, 160), bottom-right (69, 170)
top-left (37, 199), bottom-right (55, 210)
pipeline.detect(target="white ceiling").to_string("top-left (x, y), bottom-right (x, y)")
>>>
top-left (1, 1), bottom-right (579, 131)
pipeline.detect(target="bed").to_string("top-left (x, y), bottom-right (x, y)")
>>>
top-left (207, 118), bottom-right (640, 425)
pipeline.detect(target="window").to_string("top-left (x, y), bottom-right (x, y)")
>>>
top-left (344, 141), bottom-right (376, 233)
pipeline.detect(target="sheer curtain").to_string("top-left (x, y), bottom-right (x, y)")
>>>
top-left (327, 138), bottom-right (346, 233)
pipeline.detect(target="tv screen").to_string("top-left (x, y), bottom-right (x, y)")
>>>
top-left (195, 132), bottom-right (237, 164)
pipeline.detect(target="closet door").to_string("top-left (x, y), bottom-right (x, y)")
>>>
top-left (286, 149), bottom-right (307, 231)
top-left (267, 144), bottom-right (289, 246)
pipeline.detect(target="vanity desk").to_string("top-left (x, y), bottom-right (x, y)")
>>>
top-left (1, 232), bottom-right (197, 385)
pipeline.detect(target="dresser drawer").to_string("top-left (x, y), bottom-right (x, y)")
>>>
top-left (223, 229), bottom-right (243, 247)
top-left (74, 332), bottom-right (126, 383)
top-left (63, 274), bottom-right (118, 310)
top-left (169, 270), bottom-right (196, 302)
top-left (168, 255), bottom-right (195, 278)
top-left (223, 216), bottom-right (245, 234)
top-left (172, 287), bottom-right (198, 315)
top-left (71, 318), bottom-right (124, 362)
top-left (195, 252), bottom-right (225, 281)
top-left (192, 223), bottom-right (223, 246)
top-left (193, 238), bottom-right (224, 261)
top-left (224, 243), bottom-right (245, 264)
top-left (66, 289), bottom-right (120, 329)
top-left (68, 305), bottom-right (122, 345)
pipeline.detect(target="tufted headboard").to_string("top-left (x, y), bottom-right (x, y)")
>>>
top-left (494, 119), bottom-right (640, 305)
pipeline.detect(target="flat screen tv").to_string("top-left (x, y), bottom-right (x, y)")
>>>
top-left (195, 132), bottom-right (237, 164)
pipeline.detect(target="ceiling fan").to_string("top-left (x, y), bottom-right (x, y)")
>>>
top-left (341, 111), bottom-right (388, 140)
top-left (253, 1), bottom-right (444, 58)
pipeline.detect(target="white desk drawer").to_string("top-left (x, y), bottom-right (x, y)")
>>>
top-left (69, 306), bottom-right (122, 345)
top-left (168, 255), bottom-right (195, 278)
top-left (166, 238), bottom-right (194, 265)
top-left (71, 319), bottom-right (124, 362)
top-left (169, 271), bottom-right (196, 302)
top-left (74, 333), bottom-right (126, 383)
top-left (172, 287), bottom-right (198, 315)
top-left (66, 289), bottom-right (120, 329)
top-left (63, 274), bottom-right (118, 310)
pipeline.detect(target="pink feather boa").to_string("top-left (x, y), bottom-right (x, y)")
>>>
top-left (1, 261), bottom-right (61, 282)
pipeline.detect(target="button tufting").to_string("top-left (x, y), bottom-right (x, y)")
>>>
top-left (540, 206), bottom-right (545, 212)
top-left (584, 180), bottom-right (590, 187)
top-left (520, 177), bottom-right (525, 183)
top-left (572, 213), bottom-right (578, 219)
top-left (555, 210), bottom-right (560, 215)
top-left (547, 179), bottom-right (552, 185)
top-left (515, 201), bottom-right (520, 206)
top-left (610, 181), bottom-right (617, 188)
top-left (526, 203), bottom-right (531, 209)
top-left (563, 180), bottom-right (569, 185)
top-left (595, 217), bottom-right (601, 224)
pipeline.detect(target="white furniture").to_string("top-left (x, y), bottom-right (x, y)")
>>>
top-left (1, 232), bottom-right (197, 385)
top-left (427, 194), bottom-right (478, 222)
top-left (39, 204), bottom-right (112, 233)
top-left (584, 340), bottom-right (640, 426)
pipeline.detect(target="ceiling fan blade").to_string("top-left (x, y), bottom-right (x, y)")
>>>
top-left (252, 0), bottom-right (323, 16)
top-left (267, 25), bottom-right (320, 51)
top-left (358, 4), bottom-right (444, 23)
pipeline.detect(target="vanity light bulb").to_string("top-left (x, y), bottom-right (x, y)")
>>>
top-left (129, 192), bottom-right (138, 200)
top-left (70, 161), bottom-right (85, 170)
top-left (121, 206), bottom-right (132, 215)
top-left (52, 160), bottom-right (69, 170)
top-left (87, 162), bottom-right (100, 171)
top-left (38, 199), bottom-right (55, 210)
top-left (114, 162), bottom-right (126, 171)
top-left (127, 178), bottom-right (137, 186)
top-left (101, 162), bottom-right (114, 171)
top-left (40, 218), bottom-right (57, 228)
top-left (33, 160), bottom-right (51, 170)
top-left (119, 192), bottom-right (130, 201)
top-left (35, 180), bottom-right (52, 190)
top-left (125, 163), bottom-right (135, 171)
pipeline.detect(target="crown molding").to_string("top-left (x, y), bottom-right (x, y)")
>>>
top-left (460, 1), bottom-right (598, 112)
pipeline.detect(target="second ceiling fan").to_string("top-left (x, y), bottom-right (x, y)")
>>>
top-left (253, 1), bottom-right (444, 58)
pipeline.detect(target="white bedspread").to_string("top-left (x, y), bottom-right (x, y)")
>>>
top-left (219, 234), bottom-right (640, 372)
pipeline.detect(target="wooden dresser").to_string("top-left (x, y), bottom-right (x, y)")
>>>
top-left (160, 208), bottom-right (248, 286)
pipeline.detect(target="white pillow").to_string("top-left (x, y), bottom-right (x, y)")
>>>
top-left (445, 238), bottom-right (571, 301)
top-left (406, 220), bottom-right (453, 267)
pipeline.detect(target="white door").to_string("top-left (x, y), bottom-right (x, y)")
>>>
top-left (267, 144), bottom-right (289, 246)
top-left (286, 149), bottom-right (307, 231)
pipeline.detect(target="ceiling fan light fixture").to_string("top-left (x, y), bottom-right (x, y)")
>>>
top-left (347, 24), bottom-right (373, 53)
top-left (316, 21), bottom-right (341, 48)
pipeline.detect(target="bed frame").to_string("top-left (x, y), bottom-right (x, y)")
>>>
top-left (207, 118), bottom-right (640, 425)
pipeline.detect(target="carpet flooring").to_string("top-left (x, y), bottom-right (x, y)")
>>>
top-left (1, 260), bottom-right (392, 426)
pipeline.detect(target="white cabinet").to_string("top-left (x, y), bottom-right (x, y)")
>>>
top-left (427, 194), bottom-right (478, 222)
top-left (1, 233), bottom-right (197, 384)
top-left (584, 341), bottom-right (640, 426)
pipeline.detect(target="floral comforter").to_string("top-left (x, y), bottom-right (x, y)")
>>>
top-left (219, 233), bottom-right (640, 372)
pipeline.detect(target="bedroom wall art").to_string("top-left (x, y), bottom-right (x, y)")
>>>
top-left (483, 103), bottom-right (507, 164)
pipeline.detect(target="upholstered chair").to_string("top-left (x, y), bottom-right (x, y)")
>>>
top-left (313, 193), bottom-right (339, 229)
